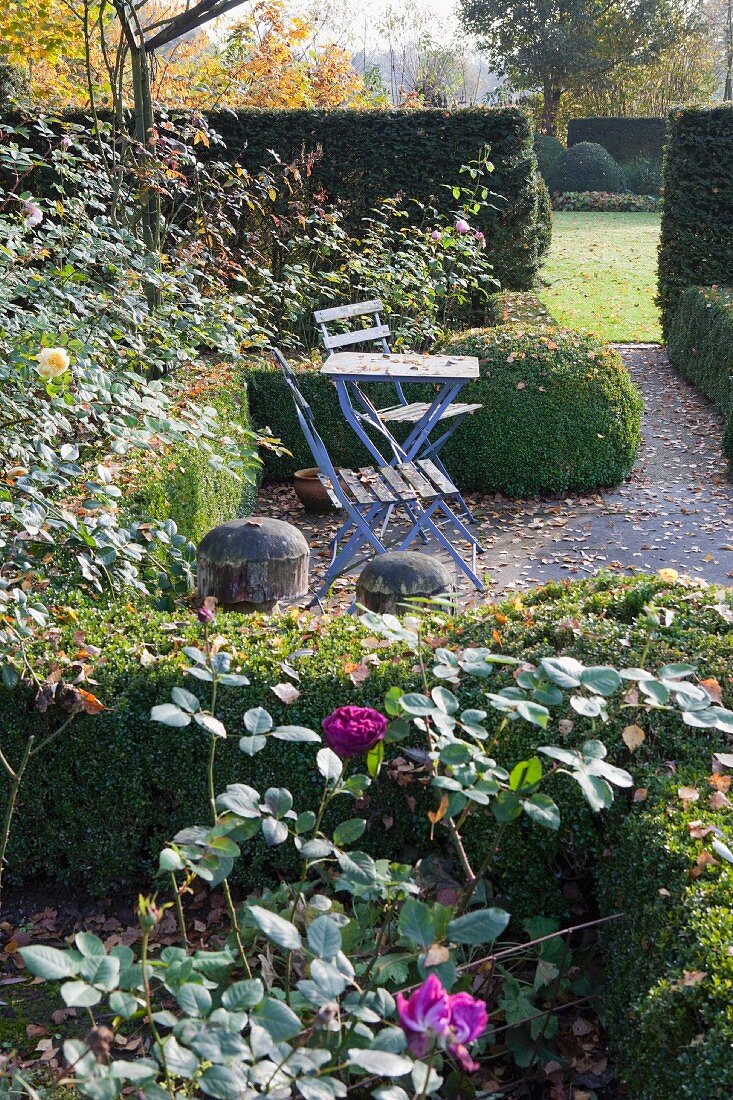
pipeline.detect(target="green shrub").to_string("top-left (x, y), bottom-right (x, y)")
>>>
top-left (666, 286), bottom-right (733, 467)
top-left (658, 105), bottom-right (733, 335)
top-left (549, 142), bottom-right (625, 195)
top-left (436, 327), bottom-right (642, 495)
top-left (124, 364), bottom-right (259, 542)
top-left (535, 174), bottom-right (553, 257)
top-left (623, 156), bottom-right (663, 196)
top-left (552, 191), bottom-right (661, 212)
top-left (243, 328), bottom-right (642, 496)
top-left (600, 781), bottom-right (733, 1097)
top-left (567, 117), bottom-right (666, 163)
top-left (484, 291), bottom-right (555, 328)
top-left (533, 133), bottom-right (565, 184)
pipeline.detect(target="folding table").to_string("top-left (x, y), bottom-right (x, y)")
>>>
top-left (321, 351), bottom-right (480, 521)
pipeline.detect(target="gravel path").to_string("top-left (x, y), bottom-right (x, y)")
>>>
top-left (258, 345), bottom-right (733, 608)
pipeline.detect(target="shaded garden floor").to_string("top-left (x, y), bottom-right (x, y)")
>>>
top-left (258, 346), bottom-right (733, 606)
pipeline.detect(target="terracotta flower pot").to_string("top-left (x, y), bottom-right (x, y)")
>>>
top-left (293, 467), bottom-right (337, 513)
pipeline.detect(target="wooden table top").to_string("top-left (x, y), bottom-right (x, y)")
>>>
top-left (321, 351), bottom-right (480, 381)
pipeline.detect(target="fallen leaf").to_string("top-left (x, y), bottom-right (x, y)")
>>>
top-left (271, 683), bottom-right (300, 704)
top-left (633, 788), bottom-right (648, 802)
top-left (622, 724), bottom-right (646, 752)
top-left (678, 787), bottom-right (700, 805)
top-left (423, 943), bottom-right (451, 967)
top-left (678, 970), bottom-right (706, 986)
top-left (700, 678), bottom-right (723, 705)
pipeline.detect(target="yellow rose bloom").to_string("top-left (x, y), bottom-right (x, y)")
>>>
top-left (35, 347), bottom-right (71, 380)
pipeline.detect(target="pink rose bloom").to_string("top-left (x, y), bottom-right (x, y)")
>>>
top-left (322, 705), bottom-right (387, 758)
top-left (455, 218), bottom-right (470, 234)
top-left (474, 230), bottom-right (486, 249)
top-left (23, 201), bottom-right (43, 228)
top-left (446, 991), bottom-right (488, 1072)
top-left (430, 229), bottom-right (441, 241)
top-left (396, 975), bottom-right (451, 1057)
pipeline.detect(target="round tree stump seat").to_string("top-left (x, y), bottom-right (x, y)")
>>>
top-left (356, 552), bottom-right (454, 614)
top-left (197, 517), bottom-right (309, 613)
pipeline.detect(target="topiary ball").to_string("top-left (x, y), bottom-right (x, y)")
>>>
top-left (533, 133), bottom-right (565, 185)
top-left (549, 142), bottom-right (625, 194)
top-left (437, 326), bottom-right (643, 496)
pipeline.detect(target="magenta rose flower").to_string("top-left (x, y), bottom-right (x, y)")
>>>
top-left (446, 991), bottom-right (488, 1072)
top-left (455, 217), bottom-right (470, 234)
top-left (396, 975), bottom-right (451, 1057)
top-left (322, 705), bottom-right (387, 758)
top-left (430, 229), bottom-right (441, 240)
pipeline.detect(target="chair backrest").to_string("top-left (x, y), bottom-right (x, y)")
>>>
top-left (313, 300), bottom-right (391, 354)
top-left (270, 348), bottom-right (341, 486)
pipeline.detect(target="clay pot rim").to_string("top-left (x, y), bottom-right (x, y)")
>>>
top-left (294, 467), bottom-right (322, 480)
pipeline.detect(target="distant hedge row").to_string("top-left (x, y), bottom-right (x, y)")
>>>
top-left (666, 286), bottom-right (733, 465)
top-left (658, 105), bottom-right (733, 334)
top-left (568, 116), bottom-right (666, 163)
top-left (4, 106), bottom-right (549, 292)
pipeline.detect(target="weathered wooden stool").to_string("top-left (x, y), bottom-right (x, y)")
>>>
top-left (355, 551), bottom-right (454, 614)
top-left (197, 517), bottom-right (309, 613)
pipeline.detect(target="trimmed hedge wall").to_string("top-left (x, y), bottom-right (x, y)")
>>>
top-left (4, 106), bottom-right (546, 293)
top-left (2, 574), bottom-right (733, 1097)
top-left (124, 364), bottom-right (259, 543)
top-left (243, 326), bottom-right (642, 497)
top-left (568, 116), bottom-right (666, 163)
top-left (666, 286), bottom-right (733, 466)
top-left (658, 105), bottom-right (733, 335)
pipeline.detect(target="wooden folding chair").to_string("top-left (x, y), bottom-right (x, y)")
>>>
top-left (272, 349), bottom-right (484, 605)
top-left (313, 300), bottom-right (482, 522)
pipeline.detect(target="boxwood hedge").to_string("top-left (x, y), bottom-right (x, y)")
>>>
top-left (244, 326), bottom-right (642, 497)
top-left (1, 575), bottom-right (733, 1097)
top-left (2, 574), bottom-right (733, 1097)
top-left (658, 105), bottom-right (733, 335)
top-left (123, 363), bottom-right (259, 542)
top-left (666, 285), bottom-right (733, 466)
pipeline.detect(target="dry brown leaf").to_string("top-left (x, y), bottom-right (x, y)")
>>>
top-left (622, 724), bottom-right (646, 752)
top-left (678, 786), bottom-right (700, 804)
top-left (271, 682), bottom-right (300, 704)
top-left (699, 677), bottom-right (723, 705)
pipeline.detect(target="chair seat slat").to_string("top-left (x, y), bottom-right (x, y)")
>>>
top-left (314, 300), bottom-right (384, 324)
top-left (379, 400), bottom-right (483, 423)
top-left (359, 467), bottom-right (397, 503)
top-left (338, 467), bottom-right (378, 505)
top-left (323, 324), bottom-right (391, 350)
top-left (401, 462), bottom-right (438, 498)
top-left (316, 475), bottom-right (344, 509)
top-left (418, 459), bottom-right (458, 496)
top-left (378, 465), bottom-right (419, 500)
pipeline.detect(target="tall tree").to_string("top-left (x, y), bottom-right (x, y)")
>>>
top-left (458, 0), bottom-right (694, 133)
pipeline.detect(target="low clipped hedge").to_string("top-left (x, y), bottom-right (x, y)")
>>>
top-left (548, 142), bottom-right (625, 195)
top-left (2, 574), bottom-right (733, 1098)
top-left (124, 363), bottom-right (259, 542)
top-left (244, 327), bottom-right (642, 497)
top-left (436, 327), bottom-right (642, 495)
top-left (552, 191), bottom-right (661, 213)
top-left (666, 286), bottom-right (733, 466)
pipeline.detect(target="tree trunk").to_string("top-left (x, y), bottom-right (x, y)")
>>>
top-left (541, 79), bottom-right (562, 136)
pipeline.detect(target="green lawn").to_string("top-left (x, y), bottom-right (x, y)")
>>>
top-left (539, 212), bottom-right (661, 342)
